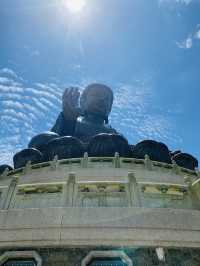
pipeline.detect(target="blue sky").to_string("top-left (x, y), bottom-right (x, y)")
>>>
top-left (0, 0), bottom-right (200, 165)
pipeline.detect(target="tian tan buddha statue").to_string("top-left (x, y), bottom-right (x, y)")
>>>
top-left (1, 83), bottom-right (198, 171)
top-left (51, 83), bottom-right (118, 142)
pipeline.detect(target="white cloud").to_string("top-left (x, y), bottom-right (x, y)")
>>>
top-left (0, 69), bottom-right (62, 165)
top-left (3, 100), bottom-right (24, 109)
top-left (23, 45), bottom-right (40, 58)
top-left (0, 77), bottom-right (13, 84)
top-left (176, 25), bottom-right (200, 49)
top-left (176, 0), bottom-right (192, 4)
top-left (35, 82), bottom-right (63, 98)
top-left (23, 102), bottom-right (43, 117)
top-left (39, 97), bottom-right (58, 109)
top-left (159, 0), bottom-right (192, 5)
top-left (26, 87), bottom-right (60, 102)
top-left (0, 84), bottom-right (24, 93)
top-left (176, 36), bottom-right (193, 49)
top-left (0, 77), bottom-right (22, 86)
top-left (0, 92), bottom-right (23, 101)
top-left (0, 68), bottom-right (18, 79)
top-left (194, 29), bottom-right (200, 39)
top-left (110, 80), bottom-right (181, 147)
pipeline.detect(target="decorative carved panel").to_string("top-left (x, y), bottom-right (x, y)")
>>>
top-left (75, 183), bottom-right (129, 207)
top-left (10, 183), bottom-right (64, 209)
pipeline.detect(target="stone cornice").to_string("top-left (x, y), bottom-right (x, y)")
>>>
top-left (0, 207), bottom-right (200, 248)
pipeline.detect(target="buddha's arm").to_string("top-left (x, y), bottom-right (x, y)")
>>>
top-left (51, 112), bottom-right (76, 136)
top-left (51, 87), bottom-right (80, 136)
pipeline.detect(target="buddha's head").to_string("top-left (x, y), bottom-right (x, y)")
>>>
top-left (80, 83), bottom-right (113, 120)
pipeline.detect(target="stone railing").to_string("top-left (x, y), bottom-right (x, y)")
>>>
top-left (0, 155), bottom-right (199, 210)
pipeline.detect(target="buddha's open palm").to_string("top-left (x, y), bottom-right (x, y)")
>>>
top-left (62, 87), bottom-right (81, 120)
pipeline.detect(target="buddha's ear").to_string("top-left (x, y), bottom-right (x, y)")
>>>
top-left (79, 107), bottom-right (84, 116)
top-left (105, 116), bottom-right (108, 124)
top-left (79, 89), bottom-right (87, 113)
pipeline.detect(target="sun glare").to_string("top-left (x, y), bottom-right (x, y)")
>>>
top-left (66, 0), bottom-right (86, 13)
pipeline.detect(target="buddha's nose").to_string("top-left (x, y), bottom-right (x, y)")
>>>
top-left (98, 99), bottom-right (106, 105)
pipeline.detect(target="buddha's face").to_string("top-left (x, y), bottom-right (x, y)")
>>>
top-left (81, 84), bottom-right (113, 117)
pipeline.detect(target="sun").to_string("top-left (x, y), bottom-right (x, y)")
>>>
top-left (66, 0), bottom-right (86, 13)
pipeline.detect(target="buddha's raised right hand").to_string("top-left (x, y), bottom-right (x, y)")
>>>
top-left (62, 87), bottom-right (81, 120)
